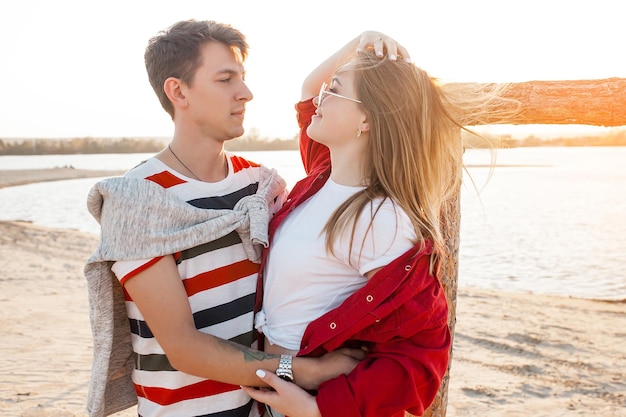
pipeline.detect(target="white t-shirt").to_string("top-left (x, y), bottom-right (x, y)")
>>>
top-left (256, 178), bottom-right (416, 350)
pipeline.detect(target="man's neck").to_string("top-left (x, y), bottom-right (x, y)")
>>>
top-left (158, 135), bottom-right (229, 183)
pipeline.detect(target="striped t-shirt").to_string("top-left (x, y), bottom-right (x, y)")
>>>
top-left (111, 153), bottom-right (280, 417)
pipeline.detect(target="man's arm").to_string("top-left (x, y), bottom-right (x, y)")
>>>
top-left (123, 255), bottom-right (358, 389)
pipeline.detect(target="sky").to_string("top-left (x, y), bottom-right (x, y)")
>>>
top-left (1, 0), bottom-right (624, 141)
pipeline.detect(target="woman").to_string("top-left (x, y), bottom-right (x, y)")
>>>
top-left (243, 33), bottom-right (509, 417)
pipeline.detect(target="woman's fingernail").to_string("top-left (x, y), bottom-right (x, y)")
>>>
top-left (256, 369), bottom-right (266, 378)
top-left (390, 54), bottom-right (397, 61)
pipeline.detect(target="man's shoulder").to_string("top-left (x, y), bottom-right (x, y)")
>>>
top-left (226, 152), bottom-right (262, 172)
top-left (124, 157), bottom-right (159, 179)
top-left (123, 157), bottom-right (189, 189)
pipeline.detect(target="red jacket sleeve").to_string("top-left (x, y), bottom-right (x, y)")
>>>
top-left (295, 99), bottom-right (330, 175)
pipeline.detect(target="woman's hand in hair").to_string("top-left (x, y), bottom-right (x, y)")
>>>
top-left (357, 31), bottom-right (411, 62)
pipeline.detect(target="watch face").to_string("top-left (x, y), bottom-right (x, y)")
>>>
top-left (278, 374), bottom-right (294, 382)
top-left (276, 367), bottom-right (294, 382)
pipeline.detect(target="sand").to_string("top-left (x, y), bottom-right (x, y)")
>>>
top-left (0, 169), bottom-right (624, 417)
top-left (0, 168), bottom-right (125, 189)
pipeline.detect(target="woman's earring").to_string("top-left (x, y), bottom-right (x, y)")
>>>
top-left (356, 128), bottom-right (362, 138)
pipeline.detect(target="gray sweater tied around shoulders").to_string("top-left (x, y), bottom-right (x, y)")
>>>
top-left (84, 166), bottom-right (286, 417)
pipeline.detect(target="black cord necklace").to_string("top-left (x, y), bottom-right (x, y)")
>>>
top-left (168, 144), bottom-right (201, 180)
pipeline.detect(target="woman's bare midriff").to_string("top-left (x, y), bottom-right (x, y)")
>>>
top-left (263, 336), bottom-right (299, 356)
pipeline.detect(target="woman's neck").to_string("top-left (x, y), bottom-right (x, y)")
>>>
top-left (329, 150), bottom-right (367, 187)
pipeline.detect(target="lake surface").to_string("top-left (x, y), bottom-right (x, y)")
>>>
top-left (1, 147), bottom-right (625, 301)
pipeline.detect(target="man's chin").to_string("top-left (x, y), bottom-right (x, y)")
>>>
top-left (223, 127), bottom-right (245, 141)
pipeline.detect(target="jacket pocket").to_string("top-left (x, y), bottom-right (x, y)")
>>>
top-left (358, 299), bottom-right (402, 342)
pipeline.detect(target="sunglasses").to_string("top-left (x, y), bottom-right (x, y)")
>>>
top-left (316, 82), bottom-right (362, 105)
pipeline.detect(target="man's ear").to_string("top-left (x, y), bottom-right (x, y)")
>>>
top-left (164, 77), bottom-right (188, 109)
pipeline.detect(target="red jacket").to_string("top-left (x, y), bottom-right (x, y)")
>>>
top-left (255, 99), bottom-right (451, 417)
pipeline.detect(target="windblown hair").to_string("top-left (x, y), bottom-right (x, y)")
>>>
top-left (144, 19), bottom-right (248, 119)
top-left (323, 50), bottom-right (517, 270)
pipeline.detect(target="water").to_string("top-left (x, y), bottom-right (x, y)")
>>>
top-left (459, 147), bottom-right (626, 301)
top-left (1, 148), bottom-right (625, 301)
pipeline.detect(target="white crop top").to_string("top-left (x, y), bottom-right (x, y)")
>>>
top-left (255, 178), bottom-right (416, 350)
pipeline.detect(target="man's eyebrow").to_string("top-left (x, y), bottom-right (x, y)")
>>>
top-left (215, 68), bottom-right (245, 78)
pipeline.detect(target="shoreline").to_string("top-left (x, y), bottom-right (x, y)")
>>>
top-left (0, 167), bottom-right (125, 189)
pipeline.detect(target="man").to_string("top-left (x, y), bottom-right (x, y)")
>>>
top-left (84, 20), bottom-right (358, 417)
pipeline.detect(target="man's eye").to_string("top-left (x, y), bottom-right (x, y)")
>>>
top-left (219, 78), bottom-right (232, 83)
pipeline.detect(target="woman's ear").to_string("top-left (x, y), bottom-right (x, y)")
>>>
top-left (164, 77), bottom-right (188, 109)
top-left (358, 110), bottom-right (371, 134)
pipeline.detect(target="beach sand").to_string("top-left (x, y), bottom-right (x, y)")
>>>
top-left (0, 169), bottom-right (624, 417)
top-left (0, 168), bottom-right (125, 189)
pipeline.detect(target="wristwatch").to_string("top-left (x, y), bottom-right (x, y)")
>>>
top-left (275, 354), bottom-right (294, 382)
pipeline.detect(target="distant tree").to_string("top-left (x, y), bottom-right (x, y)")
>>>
top-left (1, 129), bottom-right (624, 155)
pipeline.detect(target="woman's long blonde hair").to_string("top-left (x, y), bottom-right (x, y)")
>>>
top-left (323, 50), bottom-right (516, 270)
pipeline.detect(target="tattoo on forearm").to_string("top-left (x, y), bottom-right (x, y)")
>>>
top-left (243, 350), bottom-right (280, 362)
top-left (225, 339), bottom-right (280, 362)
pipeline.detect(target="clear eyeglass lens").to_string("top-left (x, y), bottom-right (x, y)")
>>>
top-left (317, 82), bottom-right (328, 105)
